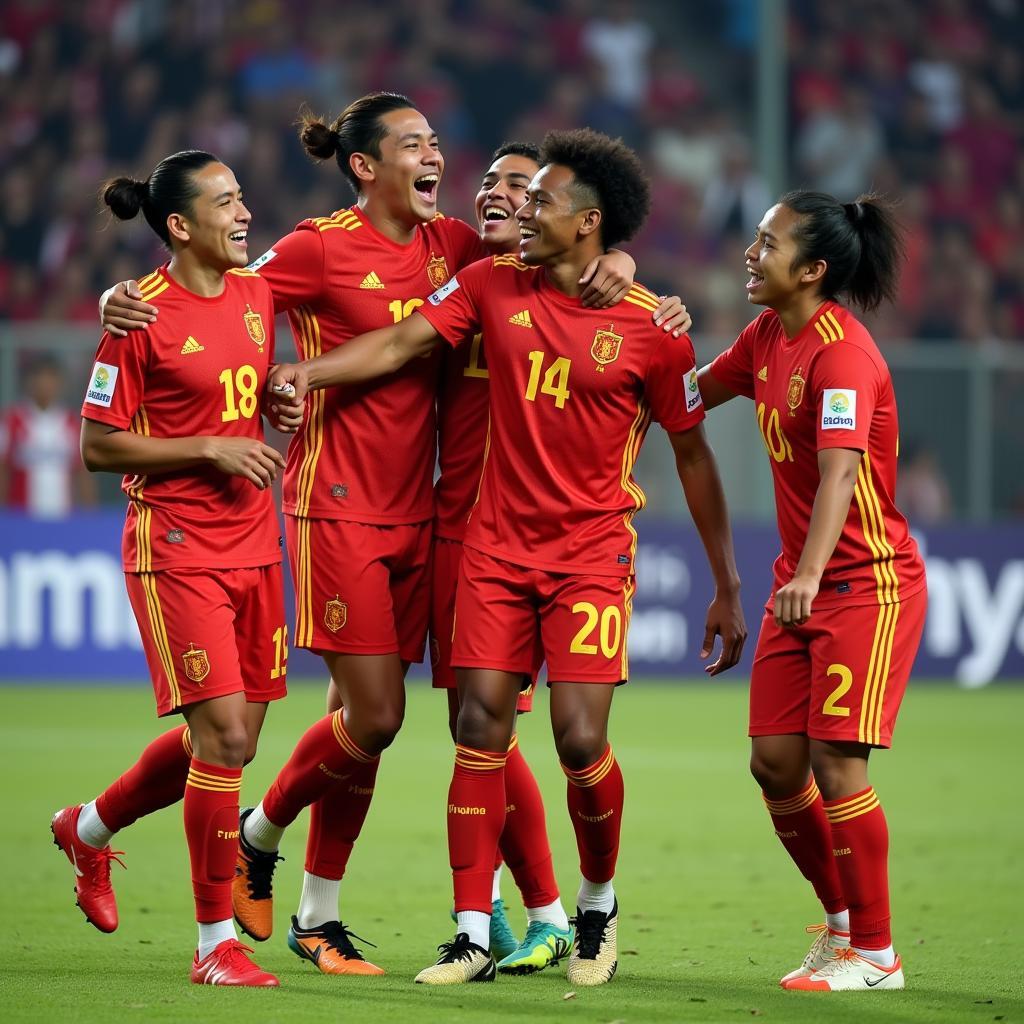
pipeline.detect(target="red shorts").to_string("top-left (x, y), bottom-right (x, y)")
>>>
top-left (749, 588), bottom-right (927, 747)
top-left (431, 536), bottom-right (536, 711)
top-left (287, 516), bottom-right (431, 661)
top-left (453, 546), bottom-right (634, 684)
top-left (125, 564), bottom-right (288, 718)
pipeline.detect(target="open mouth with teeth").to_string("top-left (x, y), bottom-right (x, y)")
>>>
top-left (414, 174), bottom-right (439, 202)
top-left (746, 268), bottom-right (764, 292)
top-left (229, 230), bottom-right (248, 247)
top-left (482, 204), bottom-right (510, 223)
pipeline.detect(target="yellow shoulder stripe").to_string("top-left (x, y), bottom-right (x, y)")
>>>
top-left (623, 293), bottom-right (659, 312)
top-left (815, 310), bottom-right (845, 344)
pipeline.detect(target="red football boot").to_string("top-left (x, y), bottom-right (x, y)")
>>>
top-left (51, 805), bottom-right (125, 933)
top-left (191, 939), bottom-right (280, 987)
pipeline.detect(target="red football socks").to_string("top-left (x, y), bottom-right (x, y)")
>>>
top-left (763, 778), bottom-right (846, 914)
top-left (824, 787), bottom-right (891, 949)
top-left (304, 756), bottom-right (380, 880)
top-left (95, 725), bottom-right (193, 832)
top-left (562, 746), bottom-right (623, 884)
top-left (183, 758), bottom-right (242, 923)
top-left (448, 744), bottom-right (507, 913)
top-left (499, 735), bottom-right (559, 908)
top-left (262, 710), bottom-right (377, 829)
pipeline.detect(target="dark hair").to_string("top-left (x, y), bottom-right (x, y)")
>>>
top-left (779, 190), bottom-right (906, 312)
top-left (299, 92), bottom-right (416, 196)
top-left (538, 128), bottom-right (650, 248)
top-left (491, 141), bottom-right (541, 164)
top-left (101, 150), bottom-right (219, 247)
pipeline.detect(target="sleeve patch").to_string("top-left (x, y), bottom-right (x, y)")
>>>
top-left (685, 367), bottom-right (703, 412)
top-left (247, 248), bottom-right (277, 271)
top-left (821, 388), bottom-right (856, 430)
top-left (85, 362), bottom-right (119, 407)
top-left (428, 275), bottom-right (461, 305)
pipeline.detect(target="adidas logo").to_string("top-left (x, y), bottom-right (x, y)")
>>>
top-left (359, 272), bottom-right (384, 289)
top-left (181, 336), bottom-right (205, 354)
top-left (508, 309), bottom-right (533, 328)
top-left (757, 366), bottom-right (767, 382)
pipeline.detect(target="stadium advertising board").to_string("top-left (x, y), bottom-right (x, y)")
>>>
top-left (0, 511), bottom-right (1021, 685)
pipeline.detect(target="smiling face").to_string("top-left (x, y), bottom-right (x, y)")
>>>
top-left (514, 163), bottom-right (600, 266)
top-left (167, 161), bottom-right (250, 271)
top-left (744, 202), bottom-right (820, 309)
top-left (357, 107), bottom-right (444, 226)
top-left (474, 153), bottom-right (539, 253)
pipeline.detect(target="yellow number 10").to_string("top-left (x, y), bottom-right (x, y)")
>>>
top-left (525, 351), bottom-right (571, 409)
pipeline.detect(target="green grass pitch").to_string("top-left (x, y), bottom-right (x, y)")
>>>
top-left (2, 680), bottom-right (1021, 1023)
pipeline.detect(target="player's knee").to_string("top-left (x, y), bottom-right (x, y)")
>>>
top-left (456, 696), bottom-right (509, 751)
top-left (358, 702), bottom-right (405, 752)
top-left (192, 722), bottom-right (248, 768)
top-left (553, 723), bottom-right (606, 771)
top-left (749, 750), bottom-right (799, 795)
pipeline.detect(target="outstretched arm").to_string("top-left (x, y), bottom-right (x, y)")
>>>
top-left (269, 311), bottom-right (442, 400)
top-left (80, 418), bottom-right (284, 490)
top-left (668, 424), bottom-right (747, 674)
top-left (772, 447), bottom-right (861, 627)
top-left (697, 364), bottom-right (742, 411)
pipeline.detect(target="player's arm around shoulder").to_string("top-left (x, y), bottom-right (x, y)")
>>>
top-left (268, 312), bottom-right (441, 401)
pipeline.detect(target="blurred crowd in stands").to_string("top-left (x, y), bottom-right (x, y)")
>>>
top-left (1, 0), bottom-right (1022, 343)
top-left (2, 0), bottom-right (1022, 517)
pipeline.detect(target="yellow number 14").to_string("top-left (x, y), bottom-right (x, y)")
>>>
top-left (525, 351), bottom-right (571, 409)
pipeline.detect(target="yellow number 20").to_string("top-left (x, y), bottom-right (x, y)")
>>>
top-left (570, 601), bottom-right (622, 658)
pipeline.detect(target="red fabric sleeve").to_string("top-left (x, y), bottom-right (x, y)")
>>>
top-left (80, 330), bottom-right (149, 430)
top-left (415, 257), bottom-right (491, 347)
top-left (247, 224), bottom-right (327, 314)
top-left (707, 318), bottom-right (759, 399)
top-left (813, 343), bottom-right (879, 453)
top-left (645, 331), bottom-right (706, 433)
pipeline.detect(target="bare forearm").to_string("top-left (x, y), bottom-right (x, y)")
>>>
top-left (305, 318), bottom-right (439, 390)
top-left (676, 451), bottom-right (741, 592)
top-left (81, 427), bottom-right (213, 476)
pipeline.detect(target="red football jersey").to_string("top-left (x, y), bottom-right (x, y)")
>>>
top-left (81, 266), bottom-right (281, 573)
top-left (249, 207), bottom-right (484, 524)
top-left (709, 301), bottom-right (925, 607)
top-left (434, 333), bottom-right (491, 541)
top-left (417, 255), bottom-right (706, 576)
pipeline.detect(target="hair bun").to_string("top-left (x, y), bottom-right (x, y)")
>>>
top-left (300, 116), bottom-right (340, 161)
top-left (101, 175), bottom-right (147, 220)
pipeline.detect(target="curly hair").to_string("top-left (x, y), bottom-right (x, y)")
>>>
top-left (538, 129), bottom-right (650, 248)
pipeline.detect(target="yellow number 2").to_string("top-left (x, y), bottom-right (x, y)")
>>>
top-left (219, 365), bottom-right (259, 422)
top-left (525, 351), bottom-right (571, 409)
top-left (822, 663), bottom-right (853, 717)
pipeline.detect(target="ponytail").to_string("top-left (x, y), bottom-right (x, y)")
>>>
top-left (780, 190), bottom-right (905, 312)
top-left (297, 92), bottom-right (415, 196)
top-left (100, 149), bottom-right (219, 247)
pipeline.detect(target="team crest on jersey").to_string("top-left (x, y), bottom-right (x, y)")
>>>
top-left (182, 643), bottom-right (210, 684)
top-left (591, 325), bottom-right (623, 372)
top-left (787, 366), bottom-right (806, 415)
top-left (426, 252), bottom-right (449, 290)
top-left (243, 304), bottom-right (266, 352)
top-left (325, 595), bottom-right (347, 633)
